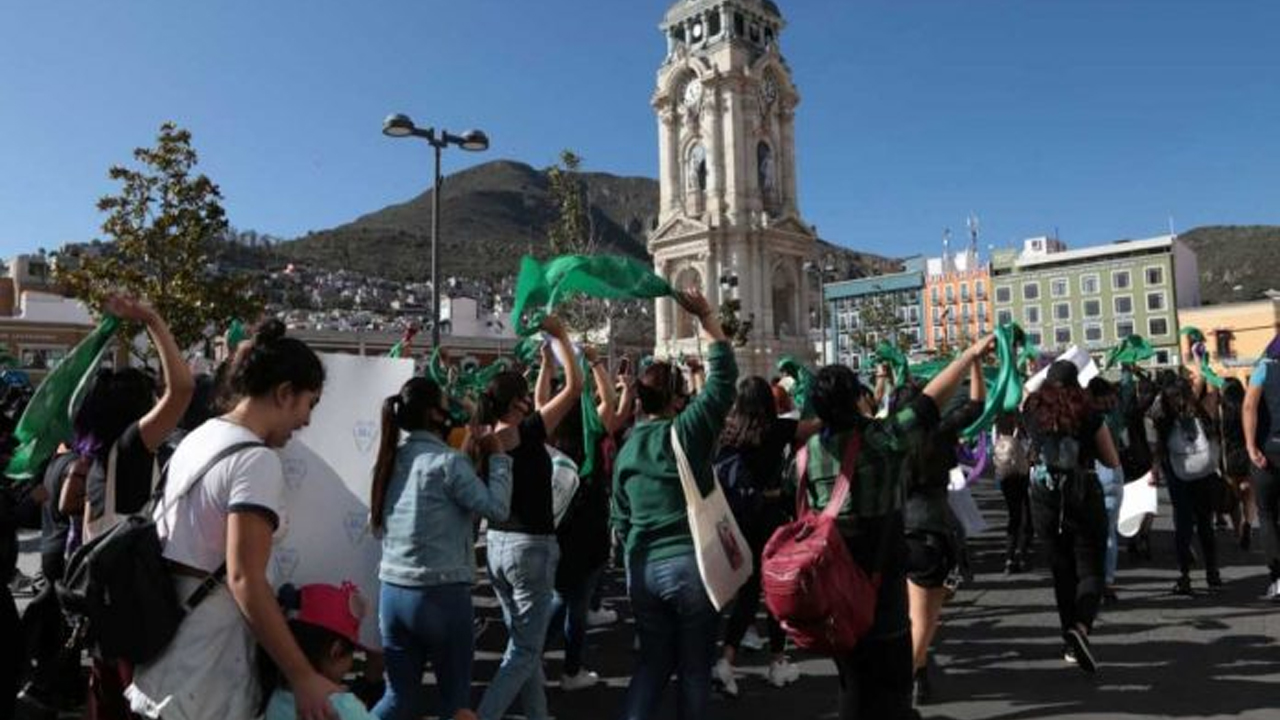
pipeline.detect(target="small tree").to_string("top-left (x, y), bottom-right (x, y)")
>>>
top-left (545, 150), bottom-right (622, 339)
top-left (57, 122), bottom-right (262, 353)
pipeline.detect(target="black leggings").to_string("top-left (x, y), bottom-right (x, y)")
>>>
top-left (999, 473), bottom-right (1034, 559)
top-left (1031, 478), bottom-right (1107, 635)
top-left (1251, 449), bottom-right (1280, 580)
top-left (723, 516), bottom-right (786, 655)
top-left (1167, 473), bottom-right (1219, 576)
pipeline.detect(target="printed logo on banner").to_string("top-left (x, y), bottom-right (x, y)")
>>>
top-left (344, 511), bottom-right (369, 547)
top-left (274, 547), bottom-right (300, 582)
top-left (283, 458), bottom-right (307, 490)
top-left (352, 421), bottom-right (378, 454)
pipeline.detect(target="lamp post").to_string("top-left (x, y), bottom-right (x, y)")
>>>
top-left (383, 113), bottom-right (489, 350)
top-left (805, 254), bottom-right (835, 364)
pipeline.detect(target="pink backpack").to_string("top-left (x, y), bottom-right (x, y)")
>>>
top-left (762, 434), bottom-right (880, 654)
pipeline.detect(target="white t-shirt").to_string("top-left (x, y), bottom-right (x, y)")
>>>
top-left (155, 418), bottom-right (286, 573)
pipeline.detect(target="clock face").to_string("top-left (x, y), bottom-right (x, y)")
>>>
top-left (683, 79), bottom-right (703, 108)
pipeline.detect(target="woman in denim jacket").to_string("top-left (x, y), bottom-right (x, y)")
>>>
top-left (369, 376), bottom-right (518, 720)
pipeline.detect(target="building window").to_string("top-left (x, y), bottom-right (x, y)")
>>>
top-left (931, 287), bottom-right (939, 304)
top-left (1148, 317), bottom-right (1170, 337)
top-left (1023, 282), bottom-right (1040, 301)
top-left (1083, 299), bottom-right (1101, 318)
top-left (1147, 291), bottom-right (1167, 312)
top-left (1216, 330), bottom-right (1235, 359)
top-left (976, 281), bottom-right (986, 300)
top-left (1055, 327), bottom-right (1072, 346)
top-left (1114, 295), bottom-right (1133, 315)
top-left (1054, 302), bottom-right (1071, 321)
top-left (1116, 320), bottom-right (1135, 339)
top-left (1113, 270), bottom-right (1131, 290)
top-left (934, 325), bottom-right (943, 342)
top-left (1051, 278), bottom-right (1069, 298)
top-left (1145, 266), bottom-right (1165, 286)
top-left (1084, 323), bottom-right (1104, 344)
top-left (978, 303), bottom-right (987, 319)
top-left (1025, 306), bottom-right (1041, 325)
top-left (1080, 274), bottom-right (1100, 295)
top-left (1026, 331), bottom-right (1043, 347)
top-left (1154, 349), bottom-right (1171, 365)
top-left (996, 286), bottom-right (1012, 304)
top-left (961, 283), bottom-right (970, 302)
top-left (931, 307), bottom-right (939, 323)
top-left (997, 309), bottom-right (1013, 326)
top-left (946, 286), bottom-right (954, 303)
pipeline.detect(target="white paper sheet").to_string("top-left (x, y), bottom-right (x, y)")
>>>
top-left (1117, 473), bottom-right (1159, 538)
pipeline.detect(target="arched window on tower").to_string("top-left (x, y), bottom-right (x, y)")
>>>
top-left (757, 141), bottom-right (775, 203)
top-left (772, 265), bottom-right (796, 338)
top-left (687, 144), bottom-right (708, 195)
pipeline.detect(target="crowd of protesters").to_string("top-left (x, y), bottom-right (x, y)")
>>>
top-left (4, 290), bottom-right (1280, 720)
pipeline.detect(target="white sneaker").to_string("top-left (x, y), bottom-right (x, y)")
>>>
top-left (712, 658), bottom-right (739, 697)
top-left (586, 607), bottom-right (619, 627)
top-left (1265, 578), bottom-right (1280, 601)
top-left (740, 625), bottom-right (765, 651)
top-left (561, 669), bottom-right (600, 691)
top-left (767, 658), bottom-right (801, 687)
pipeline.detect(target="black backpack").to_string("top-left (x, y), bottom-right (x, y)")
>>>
top-left (57, 441), bottom-right (266, 663)
top-left (713, 447), bottom-right (762, 521)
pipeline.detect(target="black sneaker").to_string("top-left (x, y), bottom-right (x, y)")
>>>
top-left (1172, 575), bottom-right (1193, 596)
top-left (1206, 570), bottom-right (1224, 589)
top-left (912, 667), bottom-right (932, 706)
top-left (1240, 523), bottom-right (1252, 551)
top-left (1064, 628), bottom-right (1097, 674)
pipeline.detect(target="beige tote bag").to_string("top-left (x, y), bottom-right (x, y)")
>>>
top-left (670, 426), bottom-right (752, 611)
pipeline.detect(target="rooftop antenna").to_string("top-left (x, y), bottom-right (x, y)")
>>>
top-left (1168, 215), bottom-right (1177, 237)
top-left (942, 228), bottom-right (952, 271)
top-left (967, 213), bottom-right (980, 263)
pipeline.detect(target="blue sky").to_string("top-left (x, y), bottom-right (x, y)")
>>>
top-left (2, 0), bottom-right (1278, 262)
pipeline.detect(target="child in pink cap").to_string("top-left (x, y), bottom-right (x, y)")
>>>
top-left (261, 582), bottom-right (375, 720)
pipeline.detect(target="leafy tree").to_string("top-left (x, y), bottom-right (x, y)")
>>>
top-left (545, 150), bottom-right (620, 339)
top-left (718, 298), bottom-right (753, 347)
top-left (57, 122), bottom-right (262, 352)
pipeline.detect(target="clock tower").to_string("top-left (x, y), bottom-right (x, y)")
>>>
top-left (650, 0), bottom-right (817, 375)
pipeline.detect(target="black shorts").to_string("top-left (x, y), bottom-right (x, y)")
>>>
top-left (904, 530), bottom-right (957, 589)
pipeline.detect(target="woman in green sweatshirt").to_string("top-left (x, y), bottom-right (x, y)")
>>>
top-left (611, 288), bottom-right (737, 720)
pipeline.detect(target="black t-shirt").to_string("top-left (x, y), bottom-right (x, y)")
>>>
top-left (85, 422), bottom-right (159, 523)
top-left (490, 413), bottom-right (555, 535)
top-left (725, 416), bottom-right (799, 492)
top-left (904, 399), bottom-right (984, 534)
top-left (1026, 411), bottom-right (1104, 469)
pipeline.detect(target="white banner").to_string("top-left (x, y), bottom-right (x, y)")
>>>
top-left (273, 353), bottom-right (415, 649)
top-left (1024, 345), bottom-right (1099, 394)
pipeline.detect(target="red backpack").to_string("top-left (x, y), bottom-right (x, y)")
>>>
top-left (762, 433), bottom-right (880, 654)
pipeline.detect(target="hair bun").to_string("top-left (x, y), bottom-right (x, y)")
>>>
top-left (252, 318), bottom-right (287, 345)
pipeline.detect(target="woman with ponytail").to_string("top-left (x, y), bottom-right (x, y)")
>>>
top-left (370, 377), bottom-right (518, 720)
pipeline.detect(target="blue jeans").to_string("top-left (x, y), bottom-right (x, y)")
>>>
top-left (620, 552), bottom-right (718, 720)
top-left (478, 531), bottom-right (559, 720)
top-left (548, 563), bottom-right (605, 676)
top-left (1096, 464), bottom-right (1124, 585)
top-left (374, 582), bottom-right (475, 720)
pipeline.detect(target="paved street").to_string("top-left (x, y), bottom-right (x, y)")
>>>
top-left (14, 482), bottom-right (1279, 719)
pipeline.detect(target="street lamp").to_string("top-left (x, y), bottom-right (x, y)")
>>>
top-left (805, 254), bottom-right (835, 364)
top-left (382, 113), bottom-right (490, 350)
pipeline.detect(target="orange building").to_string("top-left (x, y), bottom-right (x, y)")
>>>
top-left (923, 247), bottom-right (992, 352)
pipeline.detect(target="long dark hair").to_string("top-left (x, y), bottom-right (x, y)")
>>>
top-left (1025, 362), bottom-right (1092, 436)
top-left (224, 319), bottom-right (325, 401)
top-left (478, 371), bottom-right (530, 425)
top-left (720, 376), bottom-right (776, 450)
top-left (1156, 376), bottom-right (1212, 441)
top-left (73, 367), bottom-right (156, 459)
top-left (812, 364), bottom-right (865, 432)
top-left (370, 377), bottom-right (444, 533)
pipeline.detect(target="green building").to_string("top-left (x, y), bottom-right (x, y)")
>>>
top-left (990, 234), bottom-right (1200, 366)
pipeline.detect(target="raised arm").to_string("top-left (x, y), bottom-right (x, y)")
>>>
top-left (583, 346), bottom-right (618, 432)
top-left (534, 342), bottom-right (554, 411)
top-left (923, 335), bottom-right (994, 410)
top-left (105, 296), bottom-right (195, 452)
top-left (537, 315), bottom-right (584, 436)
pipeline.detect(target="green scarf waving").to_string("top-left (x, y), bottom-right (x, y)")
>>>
top-left (509, 254), bottom-right (674, 336)
top-left (1105, 334), bottom-right (1155, 370)
top-left (1181, 326), bottom-right (1225, 388)
top-left (777, 356), bottom-right (815, 418)
top-left (961, 322), bottom-right (1025, 440)
top-left (5, 315), bottom-right (120, 482)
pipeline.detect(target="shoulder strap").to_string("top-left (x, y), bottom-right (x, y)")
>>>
top-left (795, 433), bottom-right (861, 518)
top-left (153, 440), bottom-right (269, 531)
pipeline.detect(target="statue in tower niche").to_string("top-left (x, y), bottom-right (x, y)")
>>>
top-left (649, 0), bottom-right (818, 376)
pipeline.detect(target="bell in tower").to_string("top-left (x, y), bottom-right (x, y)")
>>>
top-left (648, 0), bottom-right (818, 376)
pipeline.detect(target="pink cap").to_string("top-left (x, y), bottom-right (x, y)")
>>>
top-left (294, 582), bottom-right (366, 648)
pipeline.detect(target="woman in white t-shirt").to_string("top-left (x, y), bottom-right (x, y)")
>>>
top-left (127, 320), bottom-right (339, 720)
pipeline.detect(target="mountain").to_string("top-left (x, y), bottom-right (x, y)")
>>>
top-left (280, 159), bottom-right (897, 282)
top-left (1178, 225), bottom-right (1280, 305)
